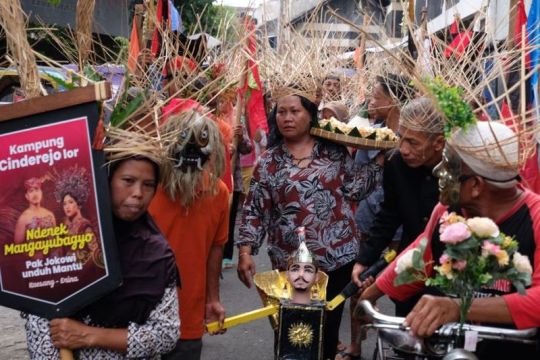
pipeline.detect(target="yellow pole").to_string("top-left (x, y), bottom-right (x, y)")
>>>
top-left (206, 304), bottom-right (279, 333)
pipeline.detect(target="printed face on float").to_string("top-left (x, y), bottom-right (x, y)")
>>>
top-left (286, 262), bottom-right (318, 292)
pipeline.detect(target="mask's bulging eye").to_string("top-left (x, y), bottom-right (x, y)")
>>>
top-left (201, 130), bottom-right (208, 140)
top-left (180, 130), bottom-right (188, 141)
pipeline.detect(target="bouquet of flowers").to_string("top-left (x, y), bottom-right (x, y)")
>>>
top-left (394, 212), bottom-right (533, 328)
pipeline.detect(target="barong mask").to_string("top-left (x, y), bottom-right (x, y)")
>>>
top-left (433, 147), bottom-right (463, 207)
top-left (161, 110), bottom-right (225, 207)
top-left (173, 120), bottom-right (212, 172)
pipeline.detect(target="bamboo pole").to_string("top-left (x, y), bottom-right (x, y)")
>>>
top-left (230, 19), bottom-right (251, 174)
top-left (59, 349), bottom-right (74, 360)
top-left (355, 14), bottom-right (369, 103)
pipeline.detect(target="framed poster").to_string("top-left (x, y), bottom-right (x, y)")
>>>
top-left (0, 84), bottom-right (121, 318)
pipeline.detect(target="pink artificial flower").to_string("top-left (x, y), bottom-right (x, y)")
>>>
top-left (481, 240), bottom-right (501, 257)
top-left (440, 222), bottom-right (471, 244)
top-left (440, 211), bottom-right (450, 233)
top-left (439, 253), bottom-right (451, 265)
top-left (452, 259), bottom-right (467, 271)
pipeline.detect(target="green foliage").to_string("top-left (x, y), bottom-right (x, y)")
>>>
top-left (412, 238), bottom-right (427, 271)
top-left (445, 237), bottom-right (480, 260)
top-left (47, 0), bottom-right (62, 5)
top-left (47, 74), bottom-right (77, 91)
top-left (114, 36), bottom-right (130, 64)
top-left (394, 270), bottom-right (421, 286)
top-left (394, 239), bottom-right (428, 286)
top-left (83, 65), bottom-right (105, 82)
top-left (348, 127), bottom-right (360, 137)
top-left (47, 65), bottom-right (104, 90)
top-left (424, 77), bottom-right (477, 138)
top-left (173, 0), bottom-right (233, 37)
top-left (109, 75), bottom-right (146, 128)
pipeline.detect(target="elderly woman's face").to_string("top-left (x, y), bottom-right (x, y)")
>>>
top-left (110, 159), bottom-right (157, 222)
top-left (276, 95), bottom-right (312, 142)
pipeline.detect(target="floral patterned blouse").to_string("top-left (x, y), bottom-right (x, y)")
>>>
top-left (23, 285), bottom-right (179, 359)
top-left (237, 140), bottom-right (382, 272)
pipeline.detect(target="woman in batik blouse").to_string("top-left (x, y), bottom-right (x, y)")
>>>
top-left (236, 93), bottom-right (382, 360)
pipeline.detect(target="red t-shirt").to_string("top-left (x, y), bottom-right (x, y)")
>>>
top-left (376, 190), bottom-right (540, 329)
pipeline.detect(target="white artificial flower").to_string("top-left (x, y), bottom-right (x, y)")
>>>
top-left (513, 252), bottom-right (533, 274)
top-left (395, 249), bottom-right (417, 274)
top-left (466, 217), bottom-right (500, 238)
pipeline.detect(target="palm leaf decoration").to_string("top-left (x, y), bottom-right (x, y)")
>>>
top-left (424, 77), bottom-right (477, 138)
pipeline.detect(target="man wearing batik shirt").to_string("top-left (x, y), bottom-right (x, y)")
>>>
top-left (360, 122), bottom-right (540, 359)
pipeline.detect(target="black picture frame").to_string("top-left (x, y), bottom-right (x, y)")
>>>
top-left (0, 89), bottom-right (121, 319)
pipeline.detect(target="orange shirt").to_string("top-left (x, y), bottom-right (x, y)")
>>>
top-left (149, 181), bottom-right (230, 339)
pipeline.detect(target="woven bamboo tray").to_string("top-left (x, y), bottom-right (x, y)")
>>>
top-left (311, 128), bottom-right (398, 150)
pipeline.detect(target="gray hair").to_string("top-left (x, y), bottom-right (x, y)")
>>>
top-left (399, 97), bottom-right (445, 134)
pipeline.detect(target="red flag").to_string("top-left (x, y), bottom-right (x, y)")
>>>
top-left (241, 17), bottom-right (268, 138)
top-left (444, 30), bottom-right (472, 59)
top-left (127, 20), bottom-right (140, 73)
top-left (151, 0), bottom-right (168, 57)
top-left (515, 0), bottom-right (528, 45)
top-left (450, 18), bottom-right (459, 35)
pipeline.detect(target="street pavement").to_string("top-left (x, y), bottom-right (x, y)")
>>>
top-left (0, 252), bottom-right (394, 360)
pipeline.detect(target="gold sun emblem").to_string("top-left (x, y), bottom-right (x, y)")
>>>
top-left (288, 322), bottom-right (314, 348)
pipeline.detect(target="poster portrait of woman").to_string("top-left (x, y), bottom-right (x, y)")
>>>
top-left (54, 166), bottom-right (103, 268)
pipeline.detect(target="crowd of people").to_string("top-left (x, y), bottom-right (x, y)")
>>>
top-left (16, 59), bottom-right (540, 359)
top-left (9, 16), bottom-right (540, 360)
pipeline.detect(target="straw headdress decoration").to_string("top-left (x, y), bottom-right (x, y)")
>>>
top-left (0, 0), bottom-right (41, 98)
top-left (76, 0), bottom-right (96, 68)
top-left (327, 2), bottom-right (540, 172)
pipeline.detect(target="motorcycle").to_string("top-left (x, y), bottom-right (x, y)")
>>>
top-left (355, 300), bottom-right (537, 360)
